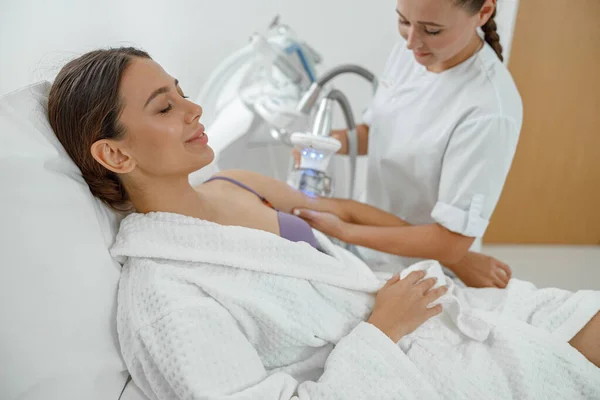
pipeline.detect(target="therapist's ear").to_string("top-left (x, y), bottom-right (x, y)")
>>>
top-left (476, 0), bottom-right (497, 27)
top-left (90, 139), bottom-right (136, 174)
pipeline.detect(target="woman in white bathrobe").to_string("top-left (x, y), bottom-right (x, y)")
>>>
top-left (47, 48), bottom-right (600, 399)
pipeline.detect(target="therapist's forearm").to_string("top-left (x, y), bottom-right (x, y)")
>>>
top-left (335, 124), bottom-right (369, 156)
top-left (342, 223), bottom-right (474, 265)
top-left (321, 198), bottom-right (409, 227)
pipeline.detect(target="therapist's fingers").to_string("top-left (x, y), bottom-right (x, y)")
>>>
top-left (293, 209), bottom-right (321, 225)
top-left (292, 148), bottom-right (301, 168)
top-left (493, 274), bottom-right (508, 288)
top-left (496, 261), bottom-right (512, 281)
top-left (491, 267), bottom-right (509, 288)
top-left (496, 266), bottom-right (510, 284)
top-left (293, 208), bottom-right (310, 218)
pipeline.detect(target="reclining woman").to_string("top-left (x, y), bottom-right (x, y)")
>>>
top-left (48, 47), bottom-right (600, 400)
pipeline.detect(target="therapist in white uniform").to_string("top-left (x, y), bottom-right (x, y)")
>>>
top-left (294, 0), bottom-right (523, 288)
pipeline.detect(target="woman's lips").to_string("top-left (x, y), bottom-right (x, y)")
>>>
top-left (186, 126), bottom-right (208, 144)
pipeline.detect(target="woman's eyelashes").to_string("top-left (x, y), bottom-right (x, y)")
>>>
top-left (159, 103), bottom-right (172, 114)
top-left (158, 92), bottom-right (189, 114)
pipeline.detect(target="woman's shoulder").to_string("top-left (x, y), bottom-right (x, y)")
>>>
top-left (210, 169), bottom-right (262, 182)
top-left (205, 169), bottom-right (268, 196)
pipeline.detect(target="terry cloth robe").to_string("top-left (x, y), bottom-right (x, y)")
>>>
top-left (112, 212), bottom-right (600, 400)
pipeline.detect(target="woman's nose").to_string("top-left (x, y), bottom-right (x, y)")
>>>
top-left (184, 100), bottom-right (203, 124)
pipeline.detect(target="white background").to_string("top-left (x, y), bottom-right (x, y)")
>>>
top-left (1, 0), bottom-right (520, 116)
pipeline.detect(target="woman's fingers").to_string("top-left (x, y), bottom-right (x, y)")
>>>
top-left (383, 274), bottom-right (400, 288)
top-left (426, 304), bottom-right (443, 318)
top-left (403, 270), bottom-right (427, 285)
top-left (425, 285), bottom-right (448, 302)
top-left (416, 277), bottom-right (437, 294)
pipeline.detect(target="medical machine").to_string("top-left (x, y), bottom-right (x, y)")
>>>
top-left (195, 16), bottom-right (377, 199)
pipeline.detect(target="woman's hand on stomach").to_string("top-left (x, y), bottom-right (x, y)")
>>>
top-left (368, 271), bottom-right (447, 343)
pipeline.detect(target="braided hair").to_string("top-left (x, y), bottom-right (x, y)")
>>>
top-left (456, 0), bottom-right (503, 61)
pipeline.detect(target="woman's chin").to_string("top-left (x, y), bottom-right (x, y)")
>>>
top-left (190, 147), bottom-right (216, 172)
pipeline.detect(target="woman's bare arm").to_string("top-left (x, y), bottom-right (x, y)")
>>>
top-left (206, 169), bottom-right (408, 227)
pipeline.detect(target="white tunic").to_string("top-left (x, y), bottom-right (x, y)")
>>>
top-left (360, 40), bottom-right (523, 270)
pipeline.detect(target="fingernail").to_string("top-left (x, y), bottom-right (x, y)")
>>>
top-left (293, 209), bottom-right (301, 216)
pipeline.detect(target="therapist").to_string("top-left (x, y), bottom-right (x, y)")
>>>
top-left (293, 0), bottom-right (522, 288)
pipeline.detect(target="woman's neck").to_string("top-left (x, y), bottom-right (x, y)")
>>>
top-left (428, 34), bottom-right (483, 73)
top-left (127, 176), bottom-right (215, 220)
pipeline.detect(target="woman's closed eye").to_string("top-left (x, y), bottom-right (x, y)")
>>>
top-left (159, 103), bottom-right (173, 114)
top-left (158, 92), bottom-right (189, 114)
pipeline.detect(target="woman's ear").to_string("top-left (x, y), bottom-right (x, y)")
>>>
top-left (90, 139), bottom-right (136, 174)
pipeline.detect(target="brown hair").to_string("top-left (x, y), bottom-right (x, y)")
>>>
top-left (48, 47), bottom-right (151, 212)
top-left (456, 0), bottom-right (503, 61)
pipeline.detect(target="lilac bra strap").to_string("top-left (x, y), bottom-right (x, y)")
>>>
top-left (204, 176), bottom-right (273, 207)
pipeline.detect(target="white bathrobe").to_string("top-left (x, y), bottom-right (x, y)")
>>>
top-left (112, 212), bottom-right (600, 400)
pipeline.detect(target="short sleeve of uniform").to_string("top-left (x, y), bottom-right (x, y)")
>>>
top-left (431, 116), bottom-right (521, 237)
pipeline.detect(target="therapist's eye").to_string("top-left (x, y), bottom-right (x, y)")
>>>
top-left (398, 19), bottom-right (410, 26)
top-left (425, 28), bottom-right (442, 36)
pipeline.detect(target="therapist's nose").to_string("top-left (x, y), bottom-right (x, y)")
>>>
top-left (405, 27), bottom-right (422, 51)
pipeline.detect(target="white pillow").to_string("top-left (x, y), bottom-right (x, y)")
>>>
top-left (0, 82), bottom-right (146, 400)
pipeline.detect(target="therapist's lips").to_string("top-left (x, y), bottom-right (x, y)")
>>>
top-left (414, 51), bottom-right (432, 57)
top-left (186, 125), bottom-right (208, 145)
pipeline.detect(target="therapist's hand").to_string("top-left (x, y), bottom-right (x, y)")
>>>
top-left (292, 208), bottom-right (348, 240)
top-left (449, 252), bottom-right (512, 289)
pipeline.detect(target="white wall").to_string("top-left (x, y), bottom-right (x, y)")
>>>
top-left (1, 0), bottom-right (520, 108)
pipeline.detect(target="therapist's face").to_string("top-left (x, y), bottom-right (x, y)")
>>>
top-left (396, 0), bottom-right (486, 70)
top-left (92, 57), bottom-right (214, 182)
